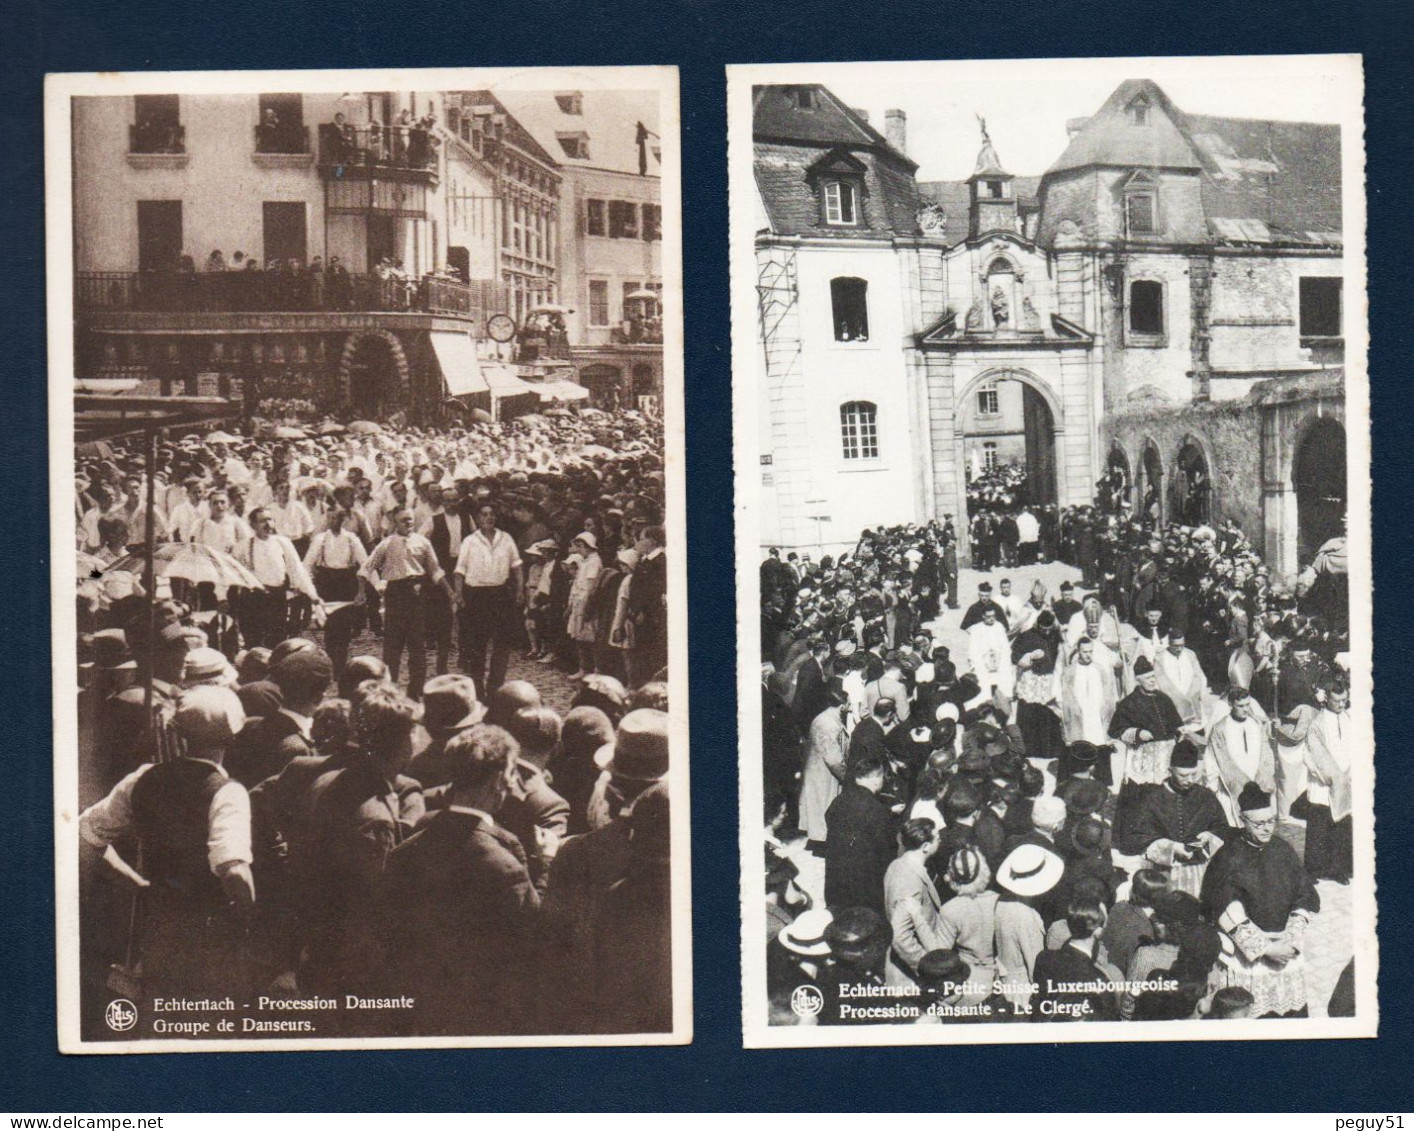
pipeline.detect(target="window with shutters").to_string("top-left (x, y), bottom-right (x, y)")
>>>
top-left (609, 200), bottom-right (639, 239)
top-left (588, 279), bottom-right (610, 326)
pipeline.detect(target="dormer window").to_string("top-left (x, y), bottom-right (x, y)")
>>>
top-left (985, 179), bottom-right (1005, 199)
top-left (557, 131), bottom-right (590, 160)
top-left (824, 181), bottom-right (858, 225)
top-left (555, 91), bottom-right (583, 115)
top-left (1127, 95), bottom-right (1151, 126)
top-left (795, 87), bottom-right (817, 111)
top-left (1122, 171), bottom-right (1159, 235)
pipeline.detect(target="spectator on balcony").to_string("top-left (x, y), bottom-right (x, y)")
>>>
top-left (326, 257), bottom-right (352, 310)
top-left (257, 106), bottom-right (282, 153)
top-left (205, 250), bottom-right (226, 273)
top-left (329, 112), bottom-right (356, 165)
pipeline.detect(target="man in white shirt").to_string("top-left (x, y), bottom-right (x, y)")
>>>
top-left (967, 604), bottom-right (1014, 703)
top-left (238, 507), bottom-right (321, 648)
top-left (1061, 637), bottom-right (1119, 750)
top-left (1015, 506), bottom-right (1041, 564)
top-left (166, 477), bottom-right (210, 542)
top-left (267, 480), bottom-right (316, 556)
top-left (453, 500), bottom-right (523, 699)
top-left (1302, 682), bottom-right (1353, 882)
top-left (79, 685), bottom-right (254, 998)
top-left (360, 506), bottom-right (455, 698)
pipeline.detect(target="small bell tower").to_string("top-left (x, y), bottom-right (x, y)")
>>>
top-left (968, 116), bottom-right (1018, 238)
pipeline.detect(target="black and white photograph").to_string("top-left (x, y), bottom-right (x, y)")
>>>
top-left (732, 55), bottom-right (1373, 1045)
top-left (47, 66), bottom-right (690, 1051)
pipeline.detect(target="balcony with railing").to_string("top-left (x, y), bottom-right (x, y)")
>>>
top-left (254, 122), bottom-right (311, 154)
top-left (127, 122), bottom-right (188, 168)
top-left (316, 122), bottom-right (439, 183)
top-left (76, 270), bottom-right (505, 335)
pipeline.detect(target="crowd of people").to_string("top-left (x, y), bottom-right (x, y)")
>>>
top-left (73, 407), bottom-right (674, 1037)
top-left (761, 493), bottom-right (1354, 1027)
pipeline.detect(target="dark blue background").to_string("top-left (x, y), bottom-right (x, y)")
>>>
top-left (5, 0), bottom-right (1412, 1111)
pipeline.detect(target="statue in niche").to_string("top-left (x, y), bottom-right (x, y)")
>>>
top-left (965, 295), bottom-right (984, 331)
top-left (1022, 296), bottom-right (1041, 330)
top-left (990, 284), bottom-right (1010, 327)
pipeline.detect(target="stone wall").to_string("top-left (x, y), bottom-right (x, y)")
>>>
top-left (1104, 397), bottom-right (1264, 542)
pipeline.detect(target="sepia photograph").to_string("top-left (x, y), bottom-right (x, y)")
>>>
top-left (47, 65), bottom-right (689, 1051)
top-left (732, 55), bottom-right (1373, 1046)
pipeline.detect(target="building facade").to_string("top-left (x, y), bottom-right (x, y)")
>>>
top-left (752, 80), bottom-right (1346, 577)
top-left (497, 88), bottom-right (665, 409)
top-left (71, 89), bottom-right (584, 422)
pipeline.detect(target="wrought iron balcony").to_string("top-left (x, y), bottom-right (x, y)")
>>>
top-left (76, 270), bottom-right (505, 328)
top-left (316, 122), bottom-right (438, 180)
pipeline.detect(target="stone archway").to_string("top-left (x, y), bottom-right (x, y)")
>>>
top-left (1171, 433), bottom-right (1213, 526)
top-left (1105, 441), bottom-right (1133, 513)
top-left (1293, 416), bottom-right (1347, 564)
top-left (338, 330), bottom-right (409, 416)
top-left (1138, 438), bottom-right (1165, 526)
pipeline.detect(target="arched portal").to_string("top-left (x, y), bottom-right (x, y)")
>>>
top-left (1138, 440), bottom-right (1164, 526)
top-left (1172, 437), bottom-right (1212, 525)
top-left (1104, 442), bottom-right (1132, 514)
top-left (1294, 416), bottom-right (1347, 564)
top-left (338, 330), bottom-right (408, 417)
top-left (957, 368), bottom-right (1060, 518)
top-left (579, 363), bottom-right (624, 409)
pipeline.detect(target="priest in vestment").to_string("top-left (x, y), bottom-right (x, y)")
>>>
top-left (1301, 682), bottom-right (1353, 883)
top-left (1154, 626), bottom-right (1208, 730)
top-left (1201, 783), bottom-right (1320, 1016)
top-left (1204, 686), bottom-right (1276, 827)
top-left (1060, 638), bottom-right (1118, 787)
top-left (1107, 655), bottom-right (1187, 835)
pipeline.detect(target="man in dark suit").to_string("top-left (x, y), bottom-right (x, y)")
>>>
top-left (225, 648), bottom-right (331, 788)
top-left (1032, 894), bottom-right (1120, 1021)
top-left (424, 486), bottom-right (468, 676)
top-left (823, 758), bottom-right (895, 916)
top-left (847, 698), bottom-right (896, 777)
top-left (792, 637), bottom-right (832, 727)
top-left (626, 525), bottom-right (668, 687)
top-left (1052, 580), bottom-right (1083, 630)
top-left (382, 722), bottom-right (540, 1035)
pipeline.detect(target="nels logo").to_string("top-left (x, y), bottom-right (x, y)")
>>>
top-left (789, 984), bottom-right (823, 1019)
top-left (105, 998), bottom-right (138, 1033)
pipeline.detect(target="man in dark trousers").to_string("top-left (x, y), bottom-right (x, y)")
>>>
top-left (625, 524), bottom-right (668, 687)
top-left (792, 636), bottom-right (832, 728)
top-left (823, 757), bottom-right (895, 916)
top-left (453, 501), bottom-right (524, 700)
top-left (847, 697), bottom-right (896, 777)
top-left (381, 723), bottom-right (540, 1036)
top-left (942, 519), bottom-right (961, 609)
top-left (423, 486), bottom-right (469, 677)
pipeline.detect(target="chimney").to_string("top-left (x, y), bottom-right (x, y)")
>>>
top-left (1065, 116), bottom-right (1090, 139)
top-left (885, 108), bottom-right (907, 156)
top-left (852, 108), bottom-right (870, 123)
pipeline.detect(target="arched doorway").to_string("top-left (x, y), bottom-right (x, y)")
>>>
top-left (1294, 417), bottom-right (1347, 563)
top-left (958, 369), bottom-right (1059, 517)
top-left (1172, 438), bottom-right (1212, 525)
top-left (342, 333), bottom-right (404, 418)
top-left (1103, 443), bottom-right (1132, 514)
top-left (1137, 440), bottom-right (1164, 526)
top-left (580, 363), bottom-right (623, 409)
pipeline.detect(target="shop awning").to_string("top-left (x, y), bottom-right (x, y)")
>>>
top-left (481, 364), bottom-right (540, 398)
top-left (430, 333), bottom-right (489, 397)
top-left (536, 379), bottom-right (590, 402)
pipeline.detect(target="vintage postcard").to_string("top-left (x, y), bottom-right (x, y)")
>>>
top-left (47, 64), bottom-right (689, 1051)
top-left (732, 55), bottom-right (1374, 1046)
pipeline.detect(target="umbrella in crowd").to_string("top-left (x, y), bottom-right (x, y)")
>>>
top-left (317, 422), bottom-right (348, 435)
top-left (206, 431), bottom-right (241, 444)
top-left (347, 420), bottom-right (383, 434)
top-left (270, 426), bottom-right (308, 440)
top-left (470, 408), bottom-right (494, 424)
top-left (544, 408), bottom-right (571, 418)
top-left (529, 303), bottom-right (573, 315)
top-left (579, 444), bottom-right (616, 459)
top-left (106, 541), bottom-right (261, 591)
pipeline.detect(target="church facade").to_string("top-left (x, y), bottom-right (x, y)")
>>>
top-left (750, 79), bottom-right (1346, 578)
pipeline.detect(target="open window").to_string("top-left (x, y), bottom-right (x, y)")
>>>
top-left (256, 93), bottom-right (306, 154)
top-left (830, 277), bottom-right (869, 342)
top-left (840, 401), bottom-right (879, 461)
top-left (1128, 279), bottom-right (1165, 337)
top-left (1299, 276), bottom-right (1342, 338)
top-left (131, 95), bottom-right (183, 154)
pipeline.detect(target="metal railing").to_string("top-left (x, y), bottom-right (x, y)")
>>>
top-left (76, 270), bottom-right (506, 330)
top-left (254, 123), bottom-right (310, 155)
top-left (129, 122), bottom-right (186, 154)
top-left (316, 122), bottom-right (438, 172)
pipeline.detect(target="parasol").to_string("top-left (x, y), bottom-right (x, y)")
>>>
top-left (528, 303), bottom-right (573, 315)
top-left (544, 408), bottom-right (571, 418)
top-left (347, 420), bottom-right (383, 434)
top-left (518, 413), bottom-right (548, 425)
top-left (206, 430), bottom-right (241, 444)
top-left (318, 422), bottom-right (348, 435)
top-left (271, 426), bottom-right (308, 439)
top-left (579, 444), bottom-right (617, 459)
top-left (106, 542), bottom-right (261, 590)
top-left (469, 408), bottom-right (494, 424)
top-left (624, 288), bottom-right (659, 302)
